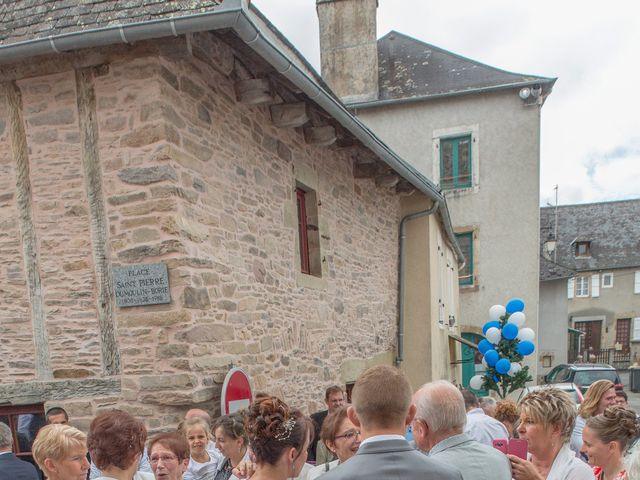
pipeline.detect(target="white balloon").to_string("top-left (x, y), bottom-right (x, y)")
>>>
top-left (485, 327), bottom-right (502, 344)
top-left (508, 362), bottom-right (522, 375)
top-left (489, 304), bottom-right (506, 321)
top-left (518, 327), bottom-right (535, 342)
top-left (470, 375), bottom-right (484, 390)
top-left (508, 311), bottom-right (526, 327)
top-left (482, 357), bottom-right (488, 368)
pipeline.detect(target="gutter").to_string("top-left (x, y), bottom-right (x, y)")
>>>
top-left (0, 0), bottom-right (464, 263)
top-left (348, 78), bottom-right (557, 110)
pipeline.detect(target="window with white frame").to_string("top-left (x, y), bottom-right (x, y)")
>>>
top-left (602, 273), bottom-right (614, 288)
top-left (633, 317), bottom-right (640, 342)
top-left (575, 275), bottom-right (589, 297)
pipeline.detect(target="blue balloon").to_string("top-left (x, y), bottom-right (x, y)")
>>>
top-left (506, 298), bottom-right (525, 314)
top-left (483, 321), bottom-right (501, 335)
top-left (484, 349), bottom-right (499, 367)
top-left (517, 340), bottom-right (535, 356)
top-left (502, 323), bottom-right (519, 340)
top-left (478, 339), bottom-right (493, 354)
top-left (495, 358), bottom-right (512, 374)
top-left (493, 375), bottom-right (500, 383)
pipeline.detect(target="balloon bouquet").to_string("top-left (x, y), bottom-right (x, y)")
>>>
top-left (469, 298), bottom-right (535, 399)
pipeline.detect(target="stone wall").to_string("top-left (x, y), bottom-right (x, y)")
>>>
top-left (0, 34), bottom-right (403, 430)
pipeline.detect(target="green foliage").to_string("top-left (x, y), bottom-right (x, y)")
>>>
top-left (481, 313), bottom-right (534, 398)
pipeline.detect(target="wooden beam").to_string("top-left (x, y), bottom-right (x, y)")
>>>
top-left (76, 68), bottom-right (121, 376)
top-left (353, 162), bottom-right (378, 179)
top-left (234, 78), bottom-right (273, 104)
top-left (396, 180), bottom-right (416, 196)
top-left (303, 125), bottom-right (336, 146)
top-left (375, 173), bottom-right (400, 188)
top-left (4, 80), bottom-right (52, 380)
top-left (270, 102), bottom-right (309, 128)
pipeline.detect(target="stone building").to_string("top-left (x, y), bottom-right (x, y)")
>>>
top-left (0, 0), bottom-right (463, 442)
top-left (539, 199), bottom-right (640, 377)
top-left (316, 0), bottom-right (556, 391)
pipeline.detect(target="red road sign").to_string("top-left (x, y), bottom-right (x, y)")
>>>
top-left (221, 367), bottom-right (253, 415)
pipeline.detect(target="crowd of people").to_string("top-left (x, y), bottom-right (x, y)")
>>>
top-left (1, 366), bottom-right (639, 480)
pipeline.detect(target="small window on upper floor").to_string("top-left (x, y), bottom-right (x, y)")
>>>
top-left (296, 185), bottom-right (321, 277)
top-left (602, 273), bottom-right (614, 288)
top-left (455, 231), bottom-right (473, 286)
top-left (574, 241), bottom-right (591, 257)
top-left (575, 275), bottom-right (589, 297)
top-left (440, 135), bottom-right (472, 190)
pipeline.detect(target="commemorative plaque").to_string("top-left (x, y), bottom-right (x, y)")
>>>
top-left (113, 263), bottom-right (171, 307)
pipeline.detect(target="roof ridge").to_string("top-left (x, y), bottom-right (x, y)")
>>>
top-left (540, 197), bottom-right (640, 210)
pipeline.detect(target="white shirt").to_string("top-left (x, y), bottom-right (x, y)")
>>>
top-left (359, 434), bottom-right (406, 447)
top-left (184, 441), bottom-right (224, 480)
top-left (306, 459), bottom-right (339, 480)
top-left (569, 415), bottom-right (586, 458)
top-left (464, 408), bottom-right (509, 446)
top-left (546, 444), bottom-right (594, 480)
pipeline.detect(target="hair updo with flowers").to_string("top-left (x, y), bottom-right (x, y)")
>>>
top-left (244, 396), bottom-right (312, 465)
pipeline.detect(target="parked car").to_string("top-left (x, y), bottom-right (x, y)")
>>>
top-left (519, 383), bottom-right (584, 406)
top-left (544, 363), bottom-right (623, 394)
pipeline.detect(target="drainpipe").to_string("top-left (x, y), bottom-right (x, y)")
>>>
top-left (395, 202), bottom-right (439, 367)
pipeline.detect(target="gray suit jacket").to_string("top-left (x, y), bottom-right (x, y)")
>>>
top-left (319, 437), bottom-right (462, 480)
top-left (429, 433), bottom-right (512, 480)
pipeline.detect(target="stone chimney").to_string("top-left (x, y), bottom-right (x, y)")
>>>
top-left (316, 0), bottom-right (378, 104)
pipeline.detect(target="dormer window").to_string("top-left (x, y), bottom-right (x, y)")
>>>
top-left (575, 241), bottom-right (591, 258)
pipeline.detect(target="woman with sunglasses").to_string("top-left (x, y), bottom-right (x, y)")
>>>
top-left (307, 406), bottom-right (361, 480)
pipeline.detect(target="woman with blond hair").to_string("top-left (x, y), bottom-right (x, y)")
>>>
top-left (570, 380), bottom-right (618, 458)
top-left (508, 388), bottom-right (593, 480)
top-left (32, 424), bottom-right (90, 480)
top-left (581, 406), bottom-right (638, 480)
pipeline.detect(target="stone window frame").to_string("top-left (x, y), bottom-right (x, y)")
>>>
top-left (432, 124), bottom-right (480, 196)
top-left (285, 163), bottom-right (328, 290)
top-left (602, 272), bottom-right (614, 288)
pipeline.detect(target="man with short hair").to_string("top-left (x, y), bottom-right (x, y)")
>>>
top-left (320, 366), bottom-right (462, 480)
top-left (308, 385), bottom-right (345, 462)
top-left (461, 390), bottom-right (509, 446)
top-left (0, 422), bottom-right (39, 480)
top-left (412, 381), bottom-right (511, 480)
top-left (45, 407), bottom-right (69, 425)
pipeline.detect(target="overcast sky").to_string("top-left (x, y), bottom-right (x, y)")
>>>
top-left (254, 0), bottom-right (640, 206)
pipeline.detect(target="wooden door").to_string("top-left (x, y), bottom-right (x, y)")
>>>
top-left (574, 320), bottom-right (602, 353)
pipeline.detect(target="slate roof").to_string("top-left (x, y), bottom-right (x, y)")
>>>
top-left (540, 199), bottom-right (640, 281)
top-left (367, 30), bottom-right (555, 105)
top-left (0, 0), bottom-right (222, 45)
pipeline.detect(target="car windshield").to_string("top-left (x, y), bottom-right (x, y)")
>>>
top-left (573, 370), bottom-right (618, 386)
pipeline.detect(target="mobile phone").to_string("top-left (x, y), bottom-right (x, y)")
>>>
top-left (508, 438), bottom-right (528, 459)
top-left (492, 439), bottom-right (508, 454)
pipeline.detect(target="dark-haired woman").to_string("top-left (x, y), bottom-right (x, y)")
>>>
top-left (244, 396), bottom-right (313, 480)
top-left (87, 410), bottom-right (154, 480)
top-left (581, 406), bottom-right (638, 480)
top-left (213, 414), bottom-right (250, 480)
top-left (306, 406), bottom-right (360, 480)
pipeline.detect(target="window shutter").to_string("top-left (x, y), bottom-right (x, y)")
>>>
top-left (591, 274), bottom-right (600, 298)
top-left (633, 318), bottom-right (640, 342)
top-left (567, 277), bottom-right (575, 299)
top-left (635, 271), bottom-right (640, 294)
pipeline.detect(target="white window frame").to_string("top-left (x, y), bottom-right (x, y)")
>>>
top-left (633, 317), bottom-right (640, 342)
top-left (635, 271), bottom-right (640, 294)
top-left (575, 275), bottom-right (589, 297)
top-left (602, 273), bottom-right (614, 288)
